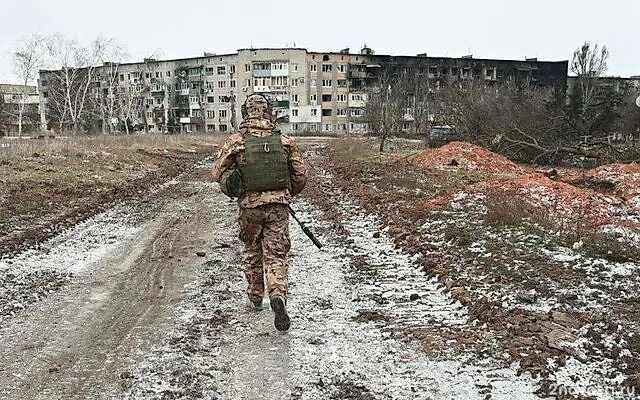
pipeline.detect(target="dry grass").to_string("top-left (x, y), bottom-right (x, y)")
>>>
top-left (0, 133), bottom-right (223, 256)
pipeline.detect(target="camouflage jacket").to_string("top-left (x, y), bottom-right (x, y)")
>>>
top-left (211, 120), bottom-right (307, 209)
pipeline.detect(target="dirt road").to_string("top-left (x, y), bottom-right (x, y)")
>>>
top-left (0, 156), bottom-right (572, 399)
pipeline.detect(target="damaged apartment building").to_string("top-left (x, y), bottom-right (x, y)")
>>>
top-left (37, 47), bottom-right (568, 134)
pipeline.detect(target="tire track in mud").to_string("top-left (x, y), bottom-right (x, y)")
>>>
top-left (0, 171), bottom-right (222, 400)
top-left (125, 175), bottom-right (542, 399)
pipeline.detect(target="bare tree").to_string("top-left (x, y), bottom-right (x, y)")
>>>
top-left (571, 42), bottom-right (609, 113)
top-left (45, 35), bottom-right (114, 133)
top-left (366, 69), bottom-right (406, 152)
top-left (91, 40), bottom-right (129, 134)
top-left (12, 34), bottom-right (47, 137)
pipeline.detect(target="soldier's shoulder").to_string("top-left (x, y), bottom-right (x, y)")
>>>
top-left (224, 131), bottom-right (244, 145)
top-left (280, 134), bottom-right (297, 146)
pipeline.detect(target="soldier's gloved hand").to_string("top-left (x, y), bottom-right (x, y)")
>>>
top-left (219, 168), bottom-right (245, 198)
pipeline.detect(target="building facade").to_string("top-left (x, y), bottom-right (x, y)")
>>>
top-left (38, 47), bottom-right (569, 135)
top-left (0, 84), bottom-right (40, 136)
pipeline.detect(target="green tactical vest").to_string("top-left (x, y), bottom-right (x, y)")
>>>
top-left (240, 131), bottom-right (290, 192)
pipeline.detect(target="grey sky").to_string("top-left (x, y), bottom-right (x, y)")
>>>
top-left (1, 0), bottom-right (638, 84)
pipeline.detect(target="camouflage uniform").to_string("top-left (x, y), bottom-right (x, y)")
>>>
top-left (211, 94), bottom-right (307, 318)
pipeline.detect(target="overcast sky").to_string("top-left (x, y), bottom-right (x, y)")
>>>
top-left (1, 0), bottom-right (638, 84)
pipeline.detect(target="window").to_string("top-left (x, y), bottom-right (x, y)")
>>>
top-left (273, 76), bottom-right (288, 86)
top-left (350, 109), bottom-right (363, 117)
top-left (245, 64), bottom-right (251, 72)
top-left (323, 123), bottom-right (332, 131)
top-left (291, 94), bottom-right (299, 102)
top-left (292, 109), bottom-right (299, 117)
top-left (310, 123), bottom-right (318, 131)
top-left (337, 79), bottom-right (348, 87)
top-left (147, 111), bottom-right (153, 118)
top-left (322, 109), bottom-right (332, 116)
top-left (218, 96), bottom-right (230, 103)
top-left (190, 96), bottom-right (199, 104)
top-left (207, 124), bottom-right (216, 132)
top-left (230, 65), bottom-right (235, 74)
top-left (156, 98), bottom-right (162, 105)
top-left (336, 109), bottom-right (346, 116)
top-left (145, 73), bottom-right (150, 79)
top-left (310, 94), bottom-right (317, 102)
top-left (337, 123), bottom-right (347, 130)
top-left (322, 64), bottom-right (332, 72)
top-left (207, 110), bottom-right (215, 118)
top-left (119, 74), bottom-right (124, 82)
top-left (167, 71), bottom-right (171, 77)
top-left (291, 63), bottom-right (298, 72)
top-left (291, 78), bottom-right (298, 87)
top-left (219, 124), bottom-right (228, 132)
top-left (219, 109), bottom-right (228, 118)
top-left (310, 64), bottom-right (317, 72)
top-left (292, 123), bottom-right (300, 131)
top-left (337, 64), bottom-right (346, 73)
top-left (218, 81), bottom-right (227, 88)
top-left (351, 94), bottom-right (363, 101)
top-left (322, 55), bottom-right (329, 61)
top-left (230, 80), bottom-right (236, 88)
top-left (217, 66), bottom-right (226, 75)
top-left (322, 94), bottom-right (332, 102)
top-left (155, 72), bottom-right (160, 78)
top-left (206, 67), bottom-right (215, 75)
top-left (207, 96), bottom-right (215, 103)
top-left (310, 109), bottom-right (318, 116)
top-left (322, 79), bottom-right (332, 87)
top-left (336, 94), bottom-right (347, 102)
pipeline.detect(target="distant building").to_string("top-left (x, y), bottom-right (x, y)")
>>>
top-left (0, 84), bottom-right (40, 136)
top-left (567, 75), bottom-right (640, 97)
top-left (38, 47), bottom-right (569, 135)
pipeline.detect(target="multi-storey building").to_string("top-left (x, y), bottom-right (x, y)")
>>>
top-left (0, 84), bottom-right (40, 136)
top-left (38, 47), bottom-right (569, 135)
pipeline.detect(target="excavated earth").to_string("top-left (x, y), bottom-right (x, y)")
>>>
top-left (0, 138), bottom-right (637, 399)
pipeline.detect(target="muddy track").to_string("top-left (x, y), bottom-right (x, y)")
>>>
top-left (0, 170), bottom-right (220, 399)
top-left (0, 149), bottom-right (590, 399)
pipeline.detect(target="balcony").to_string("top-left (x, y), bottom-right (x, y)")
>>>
top-left (348, 71), bottom-right (370, 79)
top-left (252, 69), bottom-right (272, 78)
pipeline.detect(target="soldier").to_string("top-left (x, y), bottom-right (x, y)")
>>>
top-left (211, 93), bottom-right (307, 332)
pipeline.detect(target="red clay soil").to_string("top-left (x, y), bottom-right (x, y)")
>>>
top-left (405, 142), bottom-right (639, 229)
top-left (407, 141), bottom-right (525, 176)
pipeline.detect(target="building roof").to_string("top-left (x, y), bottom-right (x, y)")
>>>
top-left (0, 84), bottom-right (38, 95)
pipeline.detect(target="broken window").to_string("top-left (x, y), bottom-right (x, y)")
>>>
top-left (310, 109), bottom-right (318, 116)
top-left (322, 64), bottom-right (332, 72)
top-left (322, 94), bottom-right (332, 102)
top-left (337, 123), bottom-right (347, 130)
top-left (322, 109), bottom-right (332, 116)
top-left (336, 64), bottom-right (346, 73)
top-left (322, 55), bottom-right (329, 61)
top-left (217, 66), bottom-right (226, 75)
top-left (207, 124), bottom-right (215, 131)
top-left (218, 96), bottom-right (230, 103)
top-left (206, 67), bottom-right (215, 75)
top-left (207, 96), bottom-right (215, 103)
top-left (337, 79), bottom-right (347, 87)
top-left (219, 124), bottom-right (228, 132)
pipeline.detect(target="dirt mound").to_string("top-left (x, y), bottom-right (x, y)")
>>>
top-left (493, 173), bottom-right (620, 227)
top-left (408, 141), bottom-right (524, 175)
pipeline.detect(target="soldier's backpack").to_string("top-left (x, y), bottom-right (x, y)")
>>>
top-left (239, 131), bottom-right (290, 192)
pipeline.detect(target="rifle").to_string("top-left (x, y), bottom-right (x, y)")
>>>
top-left (288, 205), bottom-right (323, 249)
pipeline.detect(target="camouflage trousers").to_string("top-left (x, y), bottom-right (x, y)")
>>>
top-left (238, 203), bottom-right (290, 304)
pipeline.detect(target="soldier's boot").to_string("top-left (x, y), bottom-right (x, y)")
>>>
top-left (270, 295), bottom-right (290, 331)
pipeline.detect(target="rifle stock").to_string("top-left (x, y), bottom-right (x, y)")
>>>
top-left (288, 205), bottom-right (323, 249)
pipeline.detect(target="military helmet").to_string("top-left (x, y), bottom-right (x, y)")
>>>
top-left (241, 93), bottom-right (274, 121)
